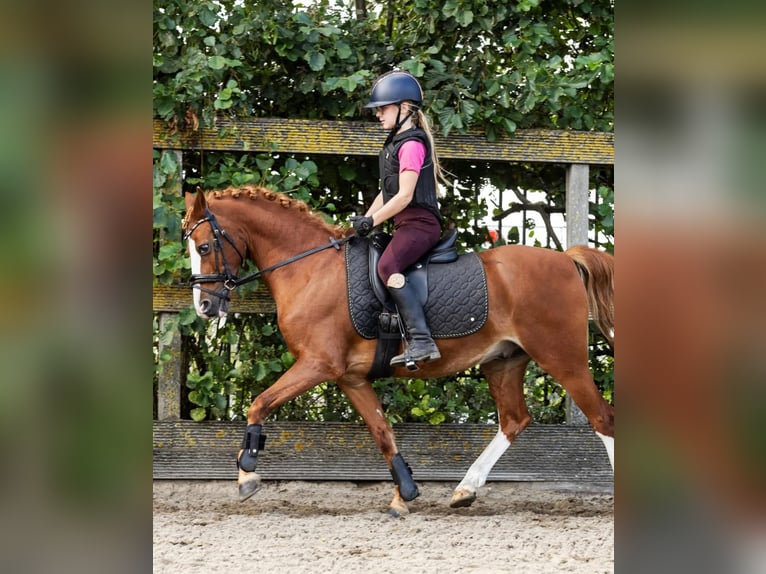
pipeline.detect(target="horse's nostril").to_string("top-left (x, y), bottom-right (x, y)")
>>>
top-left (199, 299), bottom-right (211, 314)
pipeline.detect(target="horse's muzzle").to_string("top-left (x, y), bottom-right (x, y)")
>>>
top-left (196, 290), bottom-right (230, 318)
top-left (199, 298), bottom-right (215, 316)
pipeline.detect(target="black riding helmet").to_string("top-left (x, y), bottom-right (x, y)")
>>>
top-left (365, 71), bottom-right (424, 143)
top-left (364, 71), bottom-right (423, 108)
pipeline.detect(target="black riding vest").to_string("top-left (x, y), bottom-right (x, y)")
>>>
top-left (379, 128), bottom-right (442, 223)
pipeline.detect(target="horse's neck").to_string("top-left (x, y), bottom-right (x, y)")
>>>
top-left (243, 207), bottom-right (338, 289)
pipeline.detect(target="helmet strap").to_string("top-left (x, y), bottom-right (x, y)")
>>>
top-left (385, 104), bottom-right (416, 145)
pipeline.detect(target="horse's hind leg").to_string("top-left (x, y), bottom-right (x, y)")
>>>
top-left (558, 367), bottom-right (614, 470)
top-left (533, 340), bottom-right (615, 470)
top-left (450, 357), bottom-right (532, 508)
top-left (337, 377), bottom-right (419, 516)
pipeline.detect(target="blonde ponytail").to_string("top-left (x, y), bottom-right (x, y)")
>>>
top-left (413, 109), bottom-right (449, 195)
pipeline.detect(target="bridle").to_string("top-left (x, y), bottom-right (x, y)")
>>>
top-left (183, 208), bottom-right (246, 302)
top-left (183, 207), bottom-right (353, 304)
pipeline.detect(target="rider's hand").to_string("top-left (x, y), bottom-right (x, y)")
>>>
top-left (351, 215), bottom-right (374, 237)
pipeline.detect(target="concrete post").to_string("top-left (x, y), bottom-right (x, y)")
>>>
top-left (156, 150), bottom-right (183, 420)
top-left (565, 163), bottom-right (590, 425)
top-left (156, 313), bottom-right (182, 420)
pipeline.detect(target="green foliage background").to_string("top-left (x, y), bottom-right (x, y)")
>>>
top-left (153, 0), bottom-right (614, 423)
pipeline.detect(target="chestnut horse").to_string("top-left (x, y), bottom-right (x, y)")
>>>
top-left (182, 186), bottom-right (614, 514)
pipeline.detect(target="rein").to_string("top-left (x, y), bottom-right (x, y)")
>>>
top-left (184, 208), bottom-right (352, 299)
top-left (233, 234), bottom-right (350, 287)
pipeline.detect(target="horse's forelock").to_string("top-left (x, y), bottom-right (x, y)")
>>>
top-left (181, 209), bottom-right (192, 232)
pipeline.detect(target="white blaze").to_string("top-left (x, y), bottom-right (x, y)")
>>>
top-left (187, 238), bottom-right (203, 316)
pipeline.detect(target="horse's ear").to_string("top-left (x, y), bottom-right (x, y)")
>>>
top-left (185, 187), bottom-right (206, 216)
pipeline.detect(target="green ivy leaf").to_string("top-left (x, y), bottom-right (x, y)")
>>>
top-left (502, 118), bottom-right (517, 134)
top-left (428, 412), bottom-right (446, 425)
top-left (208, 55), bottom-right (227, 70)
top-left (307, 51), bottom-right (325, 71)
top-left (253, 362), bottom-right (267, 382)
top-left (256, 157), bottom-right (274, 170)
top-left (159, 151), bottom-right (178, 175)
top-left (190, 407), bottom-right (207, 422)
top-left (456, 10), bottom-right (473, 27)
top-left (338, 163), bottom-right (356, 181)
top-left (294, 11), bottom-right (313, 26)
top-left (399, 59), bottom-right (425, 77)
top-left (178, 307), bottom-right (198, 326)
top-left (442, 0), bottom-right (458, 17)
top-left (335, 40), bottom-right (352, 60)
top-left (295, 160), bottom-right (317, 179)
top-left (268, 359), bottom-right (283, 373)
top-left (156, 97), bottom-right (176, 118)
top-left (198, 7), bottom-right (217, 28)
top-left (158, 243), bottom-right (179, 261)
top-left (280, 352), bottom-right (296, 368)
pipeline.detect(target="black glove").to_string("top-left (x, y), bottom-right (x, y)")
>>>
top-left (351, 215), bottom-right (374, 237)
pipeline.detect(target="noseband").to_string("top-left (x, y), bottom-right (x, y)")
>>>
top-left (184, 208), bottom-right (353, 304)
top-left (184, 208), bottom-right (246, 303)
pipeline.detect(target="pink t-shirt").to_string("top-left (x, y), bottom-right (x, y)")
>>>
top-left (398, 140), bottom-right (427, 173)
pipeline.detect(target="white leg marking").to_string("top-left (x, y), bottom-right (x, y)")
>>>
top-left (187, 238), bottom-right (203, 316)
top-left (596, 431), bottom-right (614, 471)
top-left (456, 428), bottom-right (512, 492)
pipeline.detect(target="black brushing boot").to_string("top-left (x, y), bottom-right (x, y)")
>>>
top-left (387, 275), bottom-right (441, 369)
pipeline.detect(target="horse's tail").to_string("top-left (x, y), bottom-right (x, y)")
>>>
top-left (565, 245), bottom-right (614, 348)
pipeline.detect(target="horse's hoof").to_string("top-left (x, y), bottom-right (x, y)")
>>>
top-left (390, 494), bottom-right (410, 516)
top-left (238, 472), bottom-right (262, 501)
top-left (449, 488), bottom-right (477, 508)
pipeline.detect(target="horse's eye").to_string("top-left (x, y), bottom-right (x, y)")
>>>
top-left (198, 243), bottom-right (211, 255)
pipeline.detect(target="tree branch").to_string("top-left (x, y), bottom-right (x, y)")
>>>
top-left (493, 203), bottom-right (565, 219)
top-left (491, 188), bottom-right (565, 250)
top-left (354, 0), bottom-right (367, 20)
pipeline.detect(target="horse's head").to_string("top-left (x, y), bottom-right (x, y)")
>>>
top-left (182, 189), bottom-right (246, 319)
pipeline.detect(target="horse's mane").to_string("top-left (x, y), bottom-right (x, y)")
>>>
top-left (207, 185), bottom-right (347, 238)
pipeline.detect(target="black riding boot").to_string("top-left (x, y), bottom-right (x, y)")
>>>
top-left (388, 277), bottom-right (441, 369)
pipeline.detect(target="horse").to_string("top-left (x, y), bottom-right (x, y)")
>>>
top-left (182, 185), bottom-right (614, 514)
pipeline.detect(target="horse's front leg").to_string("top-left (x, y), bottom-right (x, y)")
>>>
top-left (238, 358), bottom-right (334, 501)
top-left (338, 377), bottom-right (420, 516)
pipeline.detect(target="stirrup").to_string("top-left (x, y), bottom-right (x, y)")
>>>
top-left (390, 345), bottom-right (441, 371)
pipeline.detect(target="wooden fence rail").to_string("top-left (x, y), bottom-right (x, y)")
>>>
top-left (153, 421), bottom-right (613, 482)
top-left (153, 118), bottom-right (614, 481)
top-left (152, 118), bottom-right (614, 164)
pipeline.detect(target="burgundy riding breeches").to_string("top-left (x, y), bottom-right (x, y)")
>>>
top-left (377, 206), bottom-right (441, 285)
